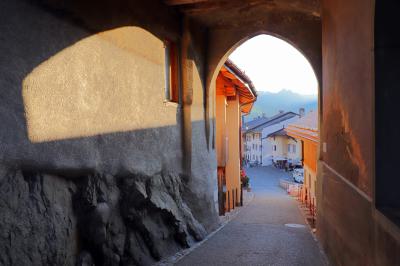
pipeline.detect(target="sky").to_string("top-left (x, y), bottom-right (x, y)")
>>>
top-left (229, 34), bottom-right (318, 95)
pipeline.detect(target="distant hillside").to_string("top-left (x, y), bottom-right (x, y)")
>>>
top-left (246, 89), bottom-right (318, 121)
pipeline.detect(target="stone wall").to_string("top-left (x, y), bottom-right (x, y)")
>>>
top-left (0, 0), bottom-right (218, 265)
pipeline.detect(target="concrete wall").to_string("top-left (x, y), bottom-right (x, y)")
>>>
top-left (0, 0), bottom-right (218, 265)
top-left (318, 0), bottom-right (400, 265)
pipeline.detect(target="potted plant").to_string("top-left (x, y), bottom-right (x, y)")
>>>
top-left (241, 168), bottom-right (251, 191)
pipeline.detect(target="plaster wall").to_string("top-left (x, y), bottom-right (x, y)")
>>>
top-left (245, 132), bottom-right (262, 163)
top-left (0, 0), bottom-right (183, 176)
top-left (303, 140), bottom-right (317, 173)
top-left (215, 95), bottom-right (227, 167)
top-left (262, 137), bottom-right (273, 165)
top-left (287, 138), bottom-right (302, 162)
top-left (318, 0), bottom-right (400, 264)
top-left (225, 96), bottom-right (241, 208)
top-left (270, 136), bottom-right (287, 159)
top-left (0, 0), bottom-right (219, 264)
top-left (304, 165), bottom-right (316, 201)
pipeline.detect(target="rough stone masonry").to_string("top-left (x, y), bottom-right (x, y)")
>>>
top-left (0, 169), bottom-right (208, 265)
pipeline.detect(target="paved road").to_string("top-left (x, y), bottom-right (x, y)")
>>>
top-left (175, 166), bottom-right (327, 266)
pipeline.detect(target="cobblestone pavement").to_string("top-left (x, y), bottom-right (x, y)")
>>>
top-left (175, 166), bottom-right (327, 266)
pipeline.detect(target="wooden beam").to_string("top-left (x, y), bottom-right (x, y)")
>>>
top-left (164, 0), bottom-right (209, 6)
top-left (221, 71), bottom-right (236, 80)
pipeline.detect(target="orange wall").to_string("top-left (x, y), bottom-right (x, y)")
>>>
top-left (215, 72), bottom-right (242, 210)
top-left (215, 94), bottom-right (227, 167)
top-left (303, 140), bottom-right (317, 172)
top-left (225, 95), bottom-right (241, 209)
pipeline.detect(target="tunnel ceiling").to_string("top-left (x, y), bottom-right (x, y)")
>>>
top-left (163, 0), bottom-right (320, 27)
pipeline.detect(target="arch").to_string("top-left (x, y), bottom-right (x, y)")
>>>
top-left (206, 14), bottom-right (322, 94)
top-left (208, 31), bottom-right (320, 96)
top-left (204, 14), bottom-right (322, 149)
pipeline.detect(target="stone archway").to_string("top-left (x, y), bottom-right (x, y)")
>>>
top-left (203, 8), bottom-right (322, 154)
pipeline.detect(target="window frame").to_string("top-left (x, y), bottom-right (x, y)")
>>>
top-left (164, 40), bottom-right (180, 104)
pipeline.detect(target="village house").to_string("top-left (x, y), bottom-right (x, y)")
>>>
top-left (243, 111), bottom-right (299, 165)
top-left (264, 128), bottom-right (302, 168)
top-left (216, 60), bottom-right (256, 214)
top-left (261, 109), bottom-right (304, 166)
top-left (286, 111), bottom-right (318, 207)
top-left (242, 116), bottom-right (267, 165)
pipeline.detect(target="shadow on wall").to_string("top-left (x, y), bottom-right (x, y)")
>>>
top-left (0, 0), bottom-right (186, 174)
top-left (0, 1), bottom-right (220, 265)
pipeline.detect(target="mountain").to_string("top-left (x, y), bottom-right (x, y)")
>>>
top-left (246, 89), bottom-right (317, 121)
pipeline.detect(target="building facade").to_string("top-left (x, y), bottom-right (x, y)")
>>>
top-left (243, 112), bottom-right (299, 165)
top-left (215, 60), bottom-right (256, 214)
top-left (244, 131), bottom-right (263, 164)
top-left (261, 114), bottom-right (301, 166)
top-left (265, 128), bottom-right (302, 167)
top-left (287, 111), bottom-right (318, 206)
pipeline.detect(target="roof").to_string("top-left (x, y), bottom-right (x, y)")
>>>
top-left (286, 111), bottom-right (318, 142)
top-left (266, 128), bottom-right (297, 141)
top-left (218, 59), bottom-right (257, 114)
top-left (225, 59), bottom-right (257, 97)
top-left (289, 110), bottom-right (317, 131)
top-left (267, 128), bottom-right (287, 138)
top-left (243, 116), bottom-right (269, 131)
top-left (261, 116), bottom-right (300, 138)
top-left (244, 111), bottom-right (299, 133)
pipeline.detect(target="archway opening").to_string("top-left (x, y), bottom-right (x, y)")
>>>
top-left (213, 34), bottom-right (320, 230)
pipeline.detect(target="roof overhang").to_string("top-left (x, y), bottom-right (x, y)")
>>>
top-left (286, 125), bottom-right (319, 143)
top-left (218, 60), bottom-right (257, 114)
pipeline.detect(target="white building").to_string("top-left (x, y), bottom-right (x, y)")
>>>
top-left (243, 111), bottom-right (300, 165)
top-left (261, 115), bottom-right (301, 166)
top-left (263, 128), bottom-right (302, 167)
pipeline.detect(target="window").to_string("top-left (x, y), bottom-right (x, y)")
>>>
top-left (273, 145), bottom-right (276, 151)
top-left (164, 40), bottom-right (179, 103)
top-left (288, 145), bottom-right (291, 153)
top-left (293, 144), bottom-right (296, 153)
top-left (375, 0), bottom-right (400, 225)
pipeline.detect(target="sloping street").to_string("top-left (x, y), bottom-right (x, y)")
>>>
top-left (175, 166), bottom-right (327, 266)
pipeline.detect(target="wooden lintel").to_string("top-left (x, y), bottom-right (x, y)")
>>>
top-left (164, 0), bottom-right (208, 6)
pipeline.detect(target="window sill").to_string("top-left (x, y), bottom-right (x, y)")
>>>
top-left (374, 207), bottom-right (400, 242)
top-left (377, 207), bottom-right (400, 227)
top-left (163, 100), bottom-right (180, 108)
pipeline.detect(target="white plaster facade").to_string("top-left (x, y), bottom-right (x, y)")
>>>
top-left (261, 116), bottom-right (301, 166)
